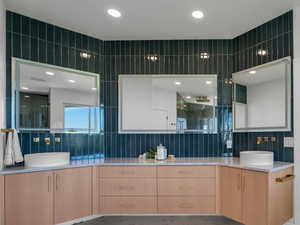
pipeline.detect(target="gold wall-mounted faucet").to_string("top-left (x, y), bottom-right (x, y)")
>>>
top-left (256, 136), bottom-right (277, 145)
top-left (44, 137), bottom-right (51, 145)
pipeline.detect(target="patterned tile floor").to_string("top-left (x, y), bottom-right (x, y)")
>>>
top-left (77, 216), bottom-right (242, 225)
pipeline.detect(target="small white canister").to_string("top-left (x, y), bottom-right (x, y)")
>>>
top-left (157, 144), bottom-right (167, 161)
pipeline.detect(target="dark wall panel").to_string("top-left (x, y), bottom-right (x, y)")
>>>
top-left (232, 11), bottom-right (294, 162)
top-left (6, 11), bottom-right (105, 157)
top-left (103, 40), bottom-right (233, 157)
top-left (5, 10), bottom-right (294, 161)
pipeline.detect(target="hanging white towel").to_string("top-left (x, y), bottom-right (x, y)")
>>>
top-left (4, 132), bottom-right (14, 166)
top-left (12, 129), bottom-right (23, 163)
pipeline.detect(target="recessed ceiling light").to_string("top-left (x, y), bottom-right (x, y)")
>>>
top-left (174, 81), bottom-right (182, 86)
top-left (24, 95), bottom-right (30, 98)
top-left (91, 87), bottom-right (97, 91)
top-left (45, 71), bottom-right (55, 76)
top-left (257, 49), bottom-right (267, 56)
top-left (192, 10), bottom-right (204, 19)
top-left (68, 80), bottom-right (76, 83)
top-left (21, 87), bottom-right (29, 90)
top-left (186, 96), bottom-right (192, 99)
top-left (249, 70), bottom-right (256, 74)
top-left (107, 9), bottom-right (121, 18)
top-left (206, 81), bottom-right (212, 85)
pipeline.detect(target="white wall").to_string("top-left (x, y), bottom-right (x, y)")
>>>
top-left (293, 6), bottom-right (300, 225)
top-left (247, 78), bottom-right (286, 128)
top-left (0, 0), bottom-right (5, 170)
top-left (50, 88), bottom-right (97, 129)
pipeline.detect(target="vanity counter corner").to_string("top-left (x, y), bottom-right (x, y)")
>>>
top-left (0, 157), bottom-right (294, 175)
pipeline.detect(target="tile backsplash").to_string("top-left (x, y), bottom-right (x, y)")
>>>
top-left (6, 10), bottom-right (294, 161)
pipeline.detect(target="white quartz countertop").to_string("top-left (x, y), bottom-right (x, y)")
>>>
top-left (0, 157), bottom-right (294, 175)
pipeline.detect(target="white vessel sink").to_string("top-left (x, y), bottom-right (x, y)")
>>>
top-left (240, 151), bottom-right (274, 166)
top-left (24, 152), bottom-right (70, 168)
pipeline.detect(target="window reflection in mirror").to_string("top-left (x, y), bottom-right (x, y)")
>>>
top-left (119, 75), bottom-right (218, 134)
top-left (233, 57), bottom-right (291, 132)
top-left (13, 58), bottom-right (101, 133)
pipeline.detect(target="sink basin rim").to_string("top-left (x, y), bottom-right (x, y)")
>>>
top-left (24, 152), bottom-right (70, 168)
top-left (240, 151), bottom-right (274, 166)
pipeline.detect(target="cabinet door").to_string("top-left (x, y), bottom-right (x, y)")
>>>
top-left (0, 176), bottom-right (4, 225)
top-left (5, 172), bottom-right (53, 225)
top-left (54, 167), bottom-right (92, 224)
top-left (242, 170), bottom-right (268, 225)
top-left (220, 167), bottom-right (243, 223)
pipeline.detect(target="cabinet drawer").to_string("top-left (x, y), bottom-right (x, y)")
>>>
top-left (158, 166), bottom-right (216, 178)
top-left (100, 178), bottom-right (157, 196)
top-left (158, 197), bottom-right (216, 213)
top-left (158, 178), bottom-right (215, 196)
top-left (101, 197), bottom-right (157, 213)
top-left (99, 166), bottom-right (156, 178)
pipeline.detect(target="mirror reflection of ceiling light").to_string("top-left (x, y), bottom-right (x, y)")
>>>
top-left (249, 70), bottom-right (256, 74)
top-left (192, 10), bottom-right (204, 19)
top-left (21, 87), bottom-right (29, 90)
top-left (186, 96), bottom-right (192, 99)
top-left (174, 81), bottom-right (182, 86)
top-left (45, 71), bottom-right (55, 76)
top-left (206, 81), bottom-right (212, 85)
top-left (257, 49), bottom-right (267, 56)
top-left (200, 52), bottom-right (210, 59)
top-left (68, 80), bottom-right (76, 83)
top-left (24, 95), bottom-right (30, 98)
top-left (80, 52), bottom-right (91, 59)
top-left (107, 9), bottom-right (121, 18)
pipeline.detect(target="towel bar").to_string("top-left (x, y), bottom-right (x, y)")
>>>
top-left (0, 128), bottom-right (14, 133)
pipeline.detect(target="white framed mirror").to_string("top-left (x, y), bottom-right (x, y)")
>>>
top-left (233, 56), bottom-right (291, 132)
top-left (12, 58), bottom-right (102, 133)
top-left (118, 74), bottom-right (218, 134)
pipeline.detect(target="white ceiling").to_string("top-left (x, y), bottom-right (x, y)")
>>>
top-left (5, 0), bottom-right (297, 40)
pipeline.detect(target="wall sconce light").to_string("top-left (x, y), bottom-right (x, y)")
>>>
top-left (257, 49), bottom-right (267, 56)
top-left (80, 52), bottom-right (92, 59)
top-left (146, 55), bottom-right (159, 61)
top-left (200, 52), bottom-right (210, 59)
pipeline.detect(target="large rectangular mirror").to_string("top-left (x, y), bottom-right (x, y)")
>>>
top-left (233, 57), bottom-right (291, 132)
top-left (119, 75), bottom-right (218, 134)
top-left (12, 58), bottom-right (102, 133)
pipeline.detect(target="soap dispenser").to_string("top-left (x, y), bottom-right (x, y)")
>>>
top-left (157, 144), bottom-right (167, 161)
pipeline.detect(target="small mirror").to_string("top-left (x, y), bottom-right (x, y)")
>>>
top-left (12, 58), bottom-right (102, 133)
top-left (119, 75), bottom-right (218, 134)
top-left (233, 57), bottom-right (291, 132)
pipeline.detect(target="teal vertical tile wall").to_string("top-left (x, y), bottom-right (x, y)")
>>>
top-left (103, 40), bottom-right (233, 157)
top-left (6, 10), bottom-right (294, 161)
top-left (232, 11), bottom-right (294, 162)
top-left (6, 11), bottom-right (105, 156)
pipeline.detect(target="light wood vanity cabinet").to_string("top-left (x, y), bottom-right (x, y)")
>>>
top-left (0, 176), bottom-right (5, 225)
top-left (157, 166), bottom-right (216, 214)
top-left (3, 167), bottom-right (92, 225)
top-left (98, 166), bottom-right (157, 214)
top-left (54, 167), bottom-right (92, 224)
top-left (4, 171), bottom-right (54, 225)
top-left (220, 167), bottom-right (243, 223)
top-left (1, 164), bottom-right (294, 225)
top-left (220, 166), bottom-right (293, 225)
